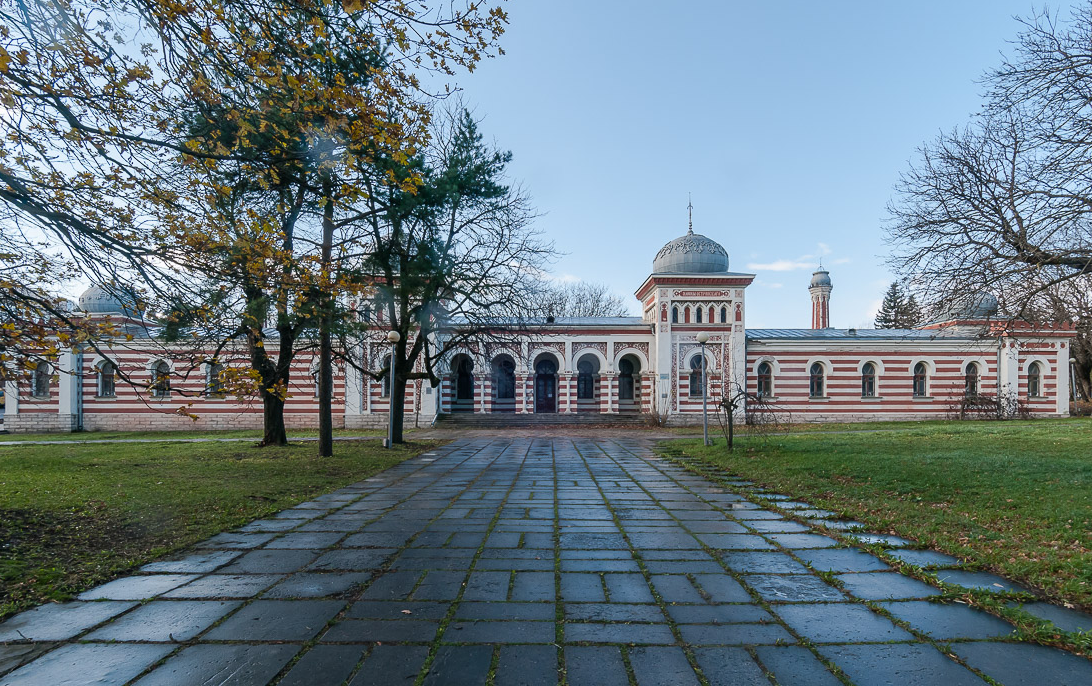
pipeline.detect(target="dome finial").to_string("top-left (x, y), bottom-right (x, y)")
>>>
top-left (687, 193), bottom-right (693, 235)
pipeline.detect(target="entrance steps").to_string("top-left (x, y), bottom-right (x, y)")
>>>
top-left (434, 412), bottom-right (650, 428)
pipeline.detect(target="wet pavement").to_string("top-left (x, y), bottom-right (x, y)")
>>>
top-left (1, 436), bottom-right (1090, 685)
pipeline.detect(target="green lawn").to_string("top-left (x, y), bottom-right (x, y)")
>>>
top-left (0, 427), bottom-right (385, 442)
top-left (664, 418), bottom-right (1092, 611)
top-left (0, 438), bottom-right (438, 620)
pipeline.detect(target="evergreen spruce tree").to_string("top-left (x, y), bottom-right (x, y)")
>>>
top-left (875, 282), bottom-right (923, 329)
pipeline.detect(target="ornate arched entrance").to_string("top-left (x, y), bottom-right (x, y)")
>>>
top-left (534, 355), bottom-right (558, 413)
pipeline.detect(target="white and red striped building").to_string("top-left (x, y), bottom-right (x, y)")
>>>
top-left (2, 226), bottom-right (1075, 432)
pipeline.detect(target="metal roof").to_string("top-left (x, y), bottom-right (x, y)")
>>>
top-left (746, 328), bottom-right (976, 341)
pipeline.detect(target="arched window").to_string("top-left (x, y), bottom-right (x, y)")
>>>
top-left (455, 357), bottom-right (474, 400)
top-left (689, 356), bottom-right (705, 397)
top-left (913, 362), bottom-right (928, 398)
top-left (757, 362), bottom-right (772, 398)
top-left (709, 306), bottom-right (716, 323)
top-left (619, 358), bottom-right (636, 400)
top-left (30, 361), bottom-right (51, 397)
top-left (671, 307), bottom-right (679, 324)
top-left (493, 357), bottom-right (515, 399)
top-left (577, 359), bottom-right (596, 399)
top-left (965, 362), bottom-right (979, 396)
top-left (861, 362), bottom-right (876, 398)
top-left (97, 361), bottom-right (116, 397)
top-left (361, 305), bottom-right (372, 323)
top-left (206, 362), bottom-right (224, 396)
top-left (151, 361), bottom-right (171, 398)
top-left (381, 355), bottom-right (392, 398)
top-left (695, 307), bottom-right (702, 323)
top-left (809, 362), bottom-right (825, 397)
top-left (1028, 361), bottom-right (1042, 397)
top-left (684, 306), bottom-right (691, 323)
top-left (720, 306), bottom-right (727, 323)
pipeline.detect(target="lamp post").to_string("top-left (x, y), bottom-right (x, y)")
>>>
top-left (386, 330), bottom-right (400, 449)
top-left (696, 331), bottom-right (711, 446)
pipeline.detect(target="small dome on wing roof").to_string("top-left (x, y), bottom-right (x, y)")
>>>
top-left (78, 285), bottom-right (142, 316)
top-left (945, 291), bottom-right (999, 320)
top-left (809, 269), bottom-right (832, 288)
top-left (652, 229), bottom-right (729, 274)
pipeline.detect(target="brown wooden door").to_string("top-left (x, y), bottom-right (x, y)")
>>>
top-left (534, 359), bottom-right (557, 413)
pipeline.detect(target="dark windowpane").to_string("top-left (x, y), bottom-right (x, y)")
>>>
top-left (757, 361), bottom-right (772, 398)
top-left (809, 362), bottom-right (824, 397)
top-left (862, 362), bottom-right (876, 398)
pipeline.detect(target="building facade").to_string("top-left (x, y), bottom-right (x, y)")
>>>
top-left (2, 227), bottom-right (1074, 432)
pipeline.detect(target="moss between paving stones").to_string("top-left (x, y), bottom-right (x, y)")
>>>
top-left (0, 438), bottom-right (440, 620)
top-left (659, 422), bottom-right (1092, 659)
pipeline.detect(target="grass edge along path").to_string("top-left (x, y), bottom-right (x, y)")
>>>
top-left (659, 419), bottom-right (1092, 656)
top-left (0, 438), bottom-right (442, 620)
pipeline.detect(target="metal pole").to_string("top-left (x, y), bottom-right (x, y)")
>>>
top-left (387, 335), bottom-right (398, 449)
top-left (701, 342), bottom-right (709, 446)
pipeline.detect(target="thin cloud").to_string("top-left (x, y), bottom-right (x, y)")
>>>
top-left (746, 259), bottom-right (816, 272)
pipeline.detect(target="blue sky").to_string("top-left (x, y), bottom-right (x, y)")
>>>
top-left (449, 0), bottom-right (1053, 327)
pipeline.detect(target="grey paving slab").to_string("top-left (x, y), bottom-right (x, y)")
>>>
top-left (775, 603), bottom-right (916, 643)
top-left (134, 644), bottom-right (298, 686)
top-left (348, 645), bottom-right (430, 686)
top-left (494, 645), bottom-right (558, 686)
top-left (819, 643), bottom-right (985, 686)
top-left (879, 600), bottom-right (1018, 639)
top-left (795, 547), bottom-right (891, 572)
top-left (218, 549), bottom-right (319, 574)
top-left (846, 532), bottom-right (915, 547)
top-left (835, 572), bottom-right (942, 600)
top-left (262, 571), bottom-right (370, 598)
top-left (0, 601), bottom-right (137, 641)
top-left (952, 641), bottom-right (1092, 686)
top-left (667, 603), bottom-right (772, 624)
top-left (677, 622), bottom-right (795, 645)
top-left (565, 646), bottom-right (629, 686)
top-left (322, 619), bottom-right (441, 643)
top-left (629, 646), bottom-right (701, 686)
top-left (443, 621), bottom-right (555, 644)
top-left (564, 603), bottom-right (666, 623)
top-left (887, 548), bottom-right (962, 568)
top-left (743, 574), bottom-right (849, 603)
top-left (564, 622), bottom-right (676, 644)
top-left (933, 569), bottom-right (1029, 593)
top-left (203, 599), bottom-right (343, 641)
top-left (85, 600), bottom-right (240, 642)
top-left (1008, 601), bottom-right (1092, 633)
top-left (163, 573), bottom-right (284, 599)
top-left (422, 645), bottom-right (493, 686)
top-left (721, 551), bottom-right (811, 574)
top-left (77, 574), bottom-right (198, 600)
top-left (693, 646), bottom-right (771, 685)
top-left (139, 549), bottom-right (242, 573)
top-left (2, 644), bottom-right (171, 685)
top-left (754, 645), bottom-right (844, 686)
top-left (456, 602), bottom-right (556, 621)
top-left (278, 644), bottom-right (362, 686)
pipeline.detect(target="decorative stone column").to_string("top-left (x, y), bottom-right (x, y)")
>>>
top-left (603, 371), bottom-right (618, 414)
top-left (475, 374), bottom-right (487, 413)
top-left (562, 372), bottom-right (575, 413)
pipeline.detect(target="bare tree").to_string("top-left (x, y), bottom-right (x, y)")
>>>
top-left (344, 108), bottom-right (554, 443)
top-left (886, 4), bottom-right (1092, 397)
top-left (529, 281), bottom-right (632, 318)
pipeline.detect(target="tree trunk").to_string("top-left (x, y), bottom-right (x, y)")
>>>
top-left (261, 390), bottom-right (288, 446)
top-left (318, 177), bottom-right (335, 457)
top-left (390, 366), bottom-right (406, 444)
top-left (727, 405), bottom-right (734, 451)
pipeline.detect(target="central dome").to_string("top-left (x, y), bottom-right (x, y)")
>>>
top-left (652, 229), bottom-right (729, 274)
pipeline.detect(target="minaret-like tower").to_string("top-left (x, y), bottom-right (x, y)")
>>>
top-left (809, 268), bottom-right (832, 329)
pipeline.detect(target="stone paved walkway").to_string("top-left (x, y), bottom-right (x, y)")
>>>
top-left (1, 436), bottom-right (1090, 685)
